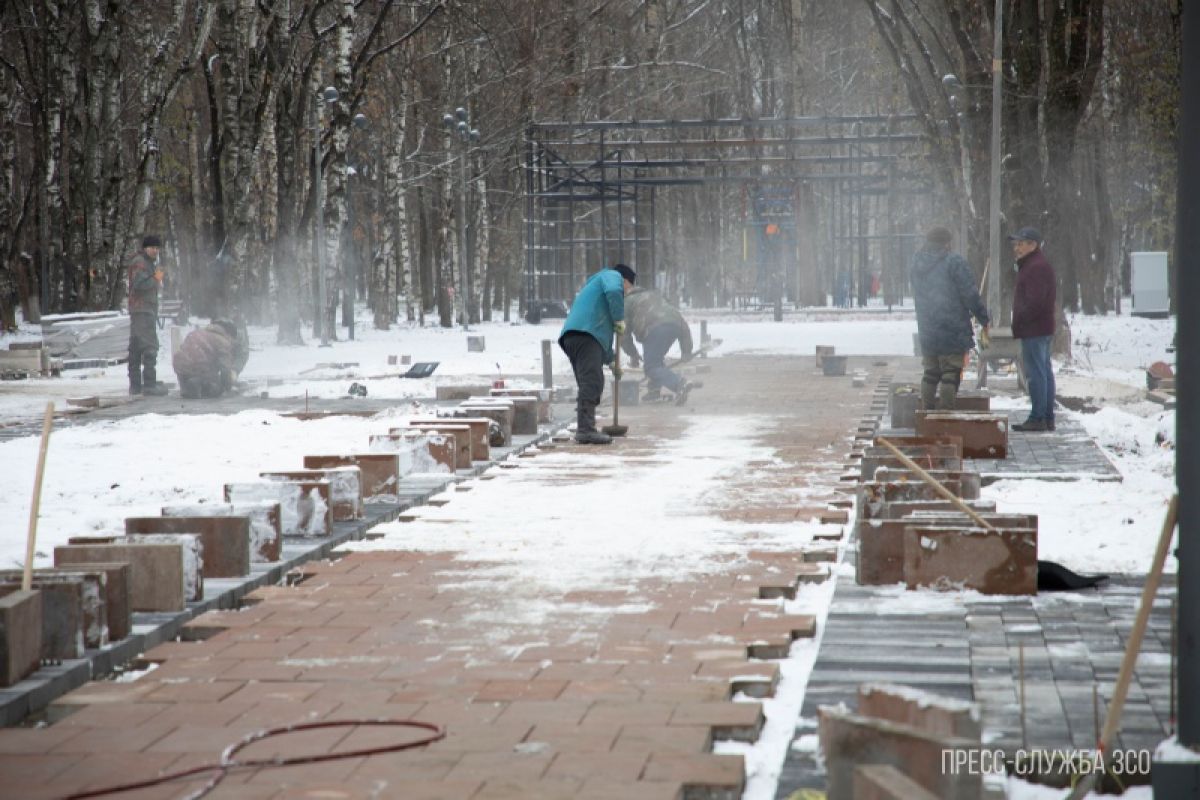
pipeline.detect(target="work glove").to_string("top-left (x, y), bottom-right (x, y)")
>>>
top-left (978, 326), bottom-right (991, 350)
top-left (614, 321), bottom-right (626, 337)
top-left (610, 363), bottom-right (623, 382)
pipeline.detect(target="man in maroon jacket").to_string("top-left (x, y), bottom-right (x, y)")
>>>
top-left (1008, 227), bottom-right (1057, 432)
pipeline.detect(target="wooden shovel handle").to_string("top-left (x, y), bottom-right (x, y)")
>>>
top-left (23, 402), bottom-right (55, 591)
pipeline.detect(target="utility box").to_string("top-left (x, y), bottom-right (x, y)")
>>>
top-left (1130, 251), bottom-right (1170, 318)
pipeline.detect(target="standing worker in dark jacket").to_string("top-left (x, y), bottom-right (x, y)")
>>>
top-left (127, 235), bottom-right (168, 396)
top-left (621, 287), bottom-right (695, 405)
top-left (1008, 227), bottom-right (1057, 432)
top-left (910, 227), bottom-right (990, 410)
top-left (559, 264), bottom-right (634, 444)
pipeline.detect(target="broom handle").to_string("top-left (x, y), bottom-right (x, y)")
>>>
top-left (1066, 494), bottom-right (1179, 799)
top-left (876, 436), bottom-right (995, 531)
top-left (612, 332), bottom-right (622, 426)
top-left (23, 402), bottom-right (55, 592)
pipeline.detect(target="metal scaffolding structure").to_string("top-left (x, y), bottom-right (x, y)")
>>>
top-left (524, 115), bottom-right (935, 314)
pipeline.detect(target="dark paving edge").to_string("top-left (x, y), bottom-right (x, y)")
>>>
top-left (0, 424), bottom-right (562, 727)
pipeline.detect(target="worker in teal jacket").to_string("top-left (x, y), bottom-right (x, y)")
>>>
top-left (558, 264), bottom-right (634, 444)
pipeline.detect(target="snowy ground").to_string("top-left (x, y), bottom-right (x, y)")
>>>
top-left (0, 303), bottom-right (1179, 799)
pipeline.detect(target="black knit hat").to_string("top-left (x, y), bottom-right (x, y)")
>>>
top-left (142, 234), bottom-right (163, 248)
top-left (611, 264), bottom-right (636, 284)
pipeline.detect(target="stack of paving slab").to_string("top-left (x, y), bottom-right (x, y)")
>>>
top-left (819, 683), bottom-right (992, 800)
top-left (847, 385), bottom-right (1037, 596)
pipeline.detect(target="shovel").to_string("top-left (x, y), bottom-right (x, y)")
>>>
top-left (602, 332), bottom-right (629, 437)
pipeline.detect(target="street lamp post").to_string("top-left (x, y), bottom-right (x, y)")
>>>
top-left (443, 106), bottom-right (480, 330)
top-left (313, 85), bottom-right (339, 347)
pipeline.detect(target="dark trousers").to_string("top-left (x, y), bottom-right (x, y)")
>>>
top-left (642, 323), bottom-right (685, 393)
top-left (560, 332), bottom-right (605, 432)
top-left (920, 353), bottom-right (964, 410)
top-left (128, 313), bottom-right (159, 389)
top-left (1020, 335), bottom-right (1056, 422)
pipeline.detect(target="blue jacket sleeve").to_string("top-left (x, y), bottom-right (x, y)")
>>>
top-left (602, 272), bottom-right (625, 323)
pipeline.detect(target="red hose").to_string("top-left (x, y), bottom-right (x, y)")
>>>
top-left (58, 718), bottom-right (445, 800)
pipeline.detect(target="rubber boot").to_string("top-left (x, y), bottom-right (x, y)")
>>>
top-left (574, 403), bottom-right (611, 445)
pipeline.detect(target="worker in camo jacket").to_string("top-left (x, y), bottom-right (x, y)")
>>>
top-left (127, 234), bottom-right (168, 396)
top-left (621, 286), bottom-right (695, 405)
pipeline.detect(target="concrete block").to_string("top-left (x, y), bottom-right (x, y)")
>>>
top-left (819, 705), bottom-right (981, 800)
top-left (815, 345), bottom-right (835, 368)
top-left (261, 468), bottom-right (362, 521)
top-left (490, 388), bottom-right (552, 423)
top-left (370, 431), bottom-right (455, 474)
top-left (955, 391), bottom-right (991, 411)
top-left (0, 580), bottom-right (85, 659)
top-left (880, 499), bottom-right (997, 520)
top-left (126, 516), bottom-right (251, 578)
top-left (873, 467), bottom-right (980, 500)
top-left (916, 412), bottom-right (1008, 459)
top-left (860, 446), bottom-right (962, 481)
top-left (822, 355), bottom-right (848, 376)
top-left (402, 424), bottom-right (473, 469)
top-left (467, 335), bottom-right (486, 352)
top-left (163, 503), bottom-right (282, 562)
top-left (903, 526), bottom-right (1038, 595)
top-left (0, 591), bottom-right (42, 686)
top-left (857, 514), bottom-right (1035, 586)
top-left (457, 403), bottom-right (513, 446)
top-left (435, 383), bottom-right (491, 401)
top-left (873, 434), bottom-right (964, 457)
top-left (858, 683), bottom-right (982, 742)
top-left (858, 480), bottom-right (964, 522)
top-left (615, 379), bottom-right (639, 407)
top-left (409, 417), bottom-right (490, 461)
top-left (890, 385), bottom-right (921, 429)
top-left (853, 764), bottom-right (940, 800)
top-left (226, 480), bottom-right (332, 536)
top-left (304, 454), bottom-right (401, 501)
top-left (8, 564), bottom-right (130, 644)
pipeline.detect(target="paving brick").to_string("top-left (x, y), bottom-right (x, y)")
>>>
top-left (642, 752), bottom-right (744, 797)
top-left (546, 750), bottom-right (649, 782)
top-left (126, 516), bottom-right (251, 578)
top-left (669, 701), bottom-right (764, 742)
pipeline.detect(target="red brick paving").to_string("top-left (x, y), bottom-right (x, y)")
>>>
top-left (0, 355), bottom-right (882, 799)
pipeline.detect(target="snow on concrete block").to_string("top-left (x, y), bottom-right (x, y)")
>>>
top-left (370, 431), bottom-right (455, 475)
top-left (880, 499), bottom-right (997, 520)
top-left (0, 590), bottom-right (42, 686)
top-left (0, 580), bottom-right (85, 660)
top-left (857, 683), bottom-right (982, 742)
top-left (818, 705), bottom-right (981, 800)
top-left (162, 503), bottom-right (282, 562)
top-left (852, 764), bottom-right (940, 800)
top-left (225, 480), bottom-right (331, 537)
top-left (401, 424), bottom-right (473, 469)
top-left (261, 468), bottom-right (362, 521)
top-left (916, 412), bottom-right (1008, 459)
top-left (902, 526), bottom-right (1038, 595)
top-left (126, 516), bottom-right (250, 578)
top-left (304, 455), bottom-right (401, 502)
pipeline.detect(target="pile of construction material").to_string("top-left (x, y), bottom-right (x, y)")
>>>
top-left (1, 389), bottom-right (550, 690)
top-left (843, 387), bottom-right (1037, 595)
